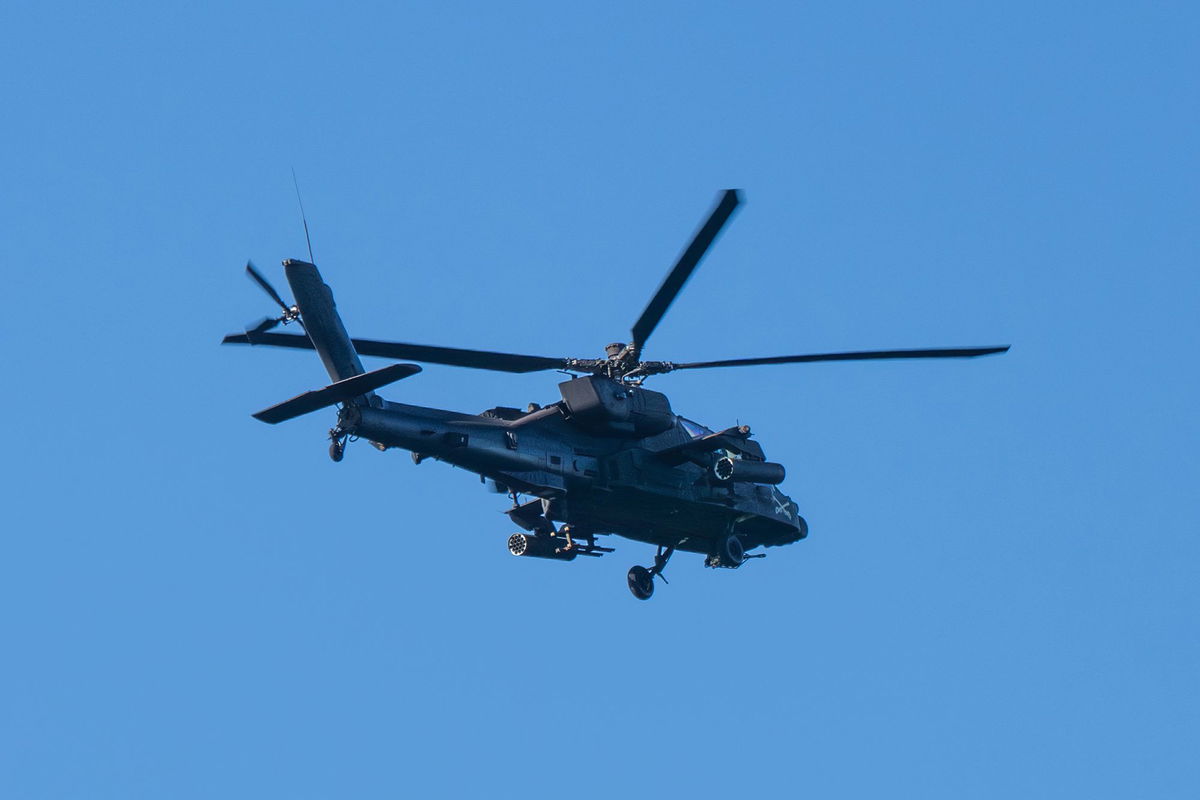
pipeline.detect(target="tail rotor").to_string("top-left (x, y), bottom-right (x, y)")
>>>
top-left (242, 260), bottom-right (303, 335)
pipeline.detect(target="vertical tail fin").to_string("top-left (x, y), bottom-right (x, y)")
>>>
top-left (283, 259), bottom-right (365, 384)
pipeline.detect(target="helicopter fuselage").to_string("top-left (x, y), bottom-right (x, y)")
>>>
top-left (226, 188), bottom-right (1006, 598)
top-left (341, 376), bottom-right (806, 556)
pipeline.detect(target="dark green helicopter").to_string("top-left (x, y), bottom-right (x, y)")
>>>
top-left (223, 190), bottom-right (1008, 599)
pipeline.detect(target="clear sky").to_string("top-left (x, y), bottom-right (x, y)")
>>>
top-left (2, 2), bottom-right (1196, 797)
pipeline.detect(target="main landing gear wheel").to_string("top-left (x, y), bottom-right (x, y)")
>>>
top-left (627, 566), bottom-right (655, 600)
top-left (626, 544), bottom-right (676, 600)
top-left (329, 440), bottom-right (345, 462)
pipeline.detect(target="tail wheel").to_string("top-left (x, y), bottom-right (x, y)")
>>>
top-left (627, 566), bottom-right (655, 600)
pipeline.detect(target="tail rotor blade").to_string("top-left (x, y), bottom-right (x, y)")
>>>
top-left (245, 260), bottom-right (291, 313)
top-left (245, 316), bottom-right (281, 335)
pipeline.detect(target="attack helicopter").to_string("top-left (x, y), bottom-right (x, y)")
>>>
top-left (223, 190), bottom-right (1008, 599)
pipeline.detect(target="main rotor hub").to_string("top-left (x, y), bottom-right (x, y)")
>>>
top-left (604, 342), bottom-right (627, 359)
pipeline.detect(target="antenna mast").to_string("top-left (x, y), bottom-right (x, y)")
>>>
top-left (291, 167), bottom-right (315, 264)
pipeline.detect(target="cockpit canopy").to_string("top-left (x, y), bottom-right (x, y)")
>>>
top-left (679, 417), bottom-right (713, 439)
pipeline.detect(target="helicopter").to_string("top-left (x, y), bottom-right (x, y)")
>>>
top-left (223, 189), bottom-right (1008, 599)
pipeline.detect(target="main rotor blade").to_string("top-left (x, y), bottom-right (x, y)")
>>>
top-left (245, 261), bottom-right (291, 312)
top-left (671, 345), bottom-right (1011, 370)
top-left (223, 331), bottom-right (570, 374)
top-left (631, 189), bottom-right (741, 354)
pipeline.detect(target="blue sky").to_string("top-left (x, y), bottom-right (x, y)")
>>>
top-left (2, 2), bottom-right (1197, 797)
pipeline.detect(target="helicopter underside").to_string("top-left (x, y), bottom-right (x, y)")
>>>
top-left (560, 484), bottom-right (806, 554)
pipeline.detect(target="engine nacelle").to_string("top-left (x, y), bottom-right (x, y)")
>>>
top-left (558, 376), bottom-right (676, 436)
top-left (507, 532), bottom-right (578, 561)
top-left (712, 457), bottom-right (786, 485)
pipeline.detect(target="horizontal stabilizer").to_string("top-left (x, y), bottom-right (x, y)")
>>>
top-left (252, 363), bottom-right (421, 425)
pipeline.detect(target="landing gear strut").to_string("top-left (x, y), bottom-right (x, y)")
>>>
top-left (627, 544), bottom-right (675, 600)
